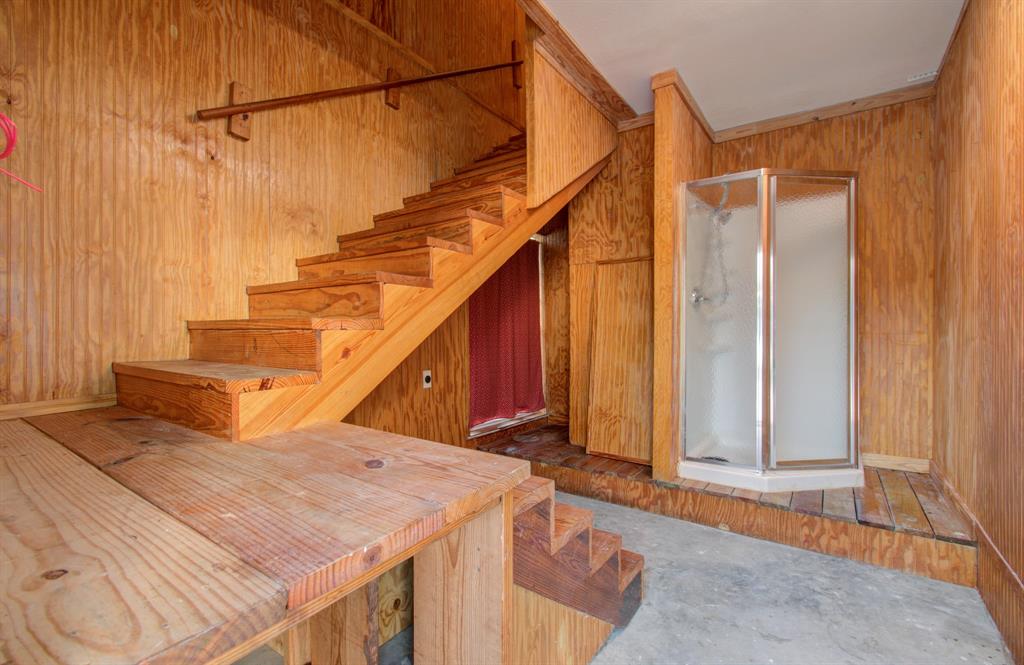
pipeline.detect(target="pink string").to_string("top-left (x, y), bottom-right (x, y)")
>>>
top-left (0, 112), bottom-right (43, 192)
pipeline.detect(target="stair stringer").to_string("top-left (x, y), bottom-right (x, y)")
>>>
top-left (234, 157), bottom-right (611, 440)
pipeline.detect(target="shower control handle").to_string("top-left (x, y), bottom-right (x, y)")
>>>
top-left (691, 289), bottom-right (708, 306)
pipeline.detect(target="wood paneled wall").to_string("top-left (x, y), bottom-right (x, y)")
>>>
top-left (526, 44), bottom-right (618, 208)
top-left (568, 126), bottom-right (655, 452)
top-left (712, 98), bottom-right (936, 463)
top-left (332, 0), bottom-right (526, 127)
top-left (650, 76), bottom-right (714, 479)
top-left (0, 0), bottom-right (517, 410)
top-left (932, 0), bottom-right (1023, 660)
top-left (540, 212), bottom-right (570, 423)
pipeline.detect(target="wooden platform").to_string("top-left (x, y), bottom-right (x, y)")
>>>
top-left (3, 407), bottom-right (529, 664)
top-left (480, 425), bottom-right (978, 586)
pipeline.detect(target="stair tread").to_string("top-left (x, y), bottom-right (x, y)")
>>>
top-left (589, 529), bottom-right (622, 574)
top-left (618, 550), bottom-right (644, 593)
top-left (246, 271), bottom-right (432, 296)
top-left (374, 184), bottom-right (524, 223)
top-left (337, 213), bottom-right (501, 245)
top-left (406, 171), bottom-right (526, 204)
top-left (431, 158), bottom-right (526, 189)
top-left (187, 317), bottom-right (383, 331)
top-left (512, 476), bottom-right (555, 517)
top-left (454, 150), bottom-right (526, 174)
top-left (551, 503), bottom-right (593, 554)
top-left (298, 237), bottom-right (470, 266)
top-left (112, 359), bottom-right (319, 393)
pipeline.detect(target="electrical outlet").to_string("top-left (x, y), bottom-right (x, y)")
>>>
top-left (422, 369), bottom-right (433, 389)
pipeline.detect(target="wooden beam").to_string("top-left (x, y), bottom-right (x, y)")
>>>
top-left (414, 497), bottom-right (511, 665)
top-left (714, 82), bottom-right (936, 143)
top-left (310, 582), bottom-right (380, 665)
top-left (518, 0), bottom-right (636, 124)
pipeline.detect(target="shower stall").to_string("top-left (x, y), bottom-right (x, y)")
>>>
top-left (679, 169), bottom-right (862, 492)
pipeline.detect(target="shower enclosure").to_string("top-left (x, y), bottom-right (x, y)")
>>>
top-left (679, 169), bottom-right (862, 492)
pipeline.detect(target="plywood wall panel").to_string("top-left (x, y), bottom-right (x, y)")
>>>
top-left (526, 46), bottom-right (617, 208)
top-left (712, 98), bottom-right (936, 463)
top-left (932, 0), bottom-right (1023, 660)
top-left (0, 0), bottom-right (516, 409)
top-left (541, 218), bottom-right (570, 423)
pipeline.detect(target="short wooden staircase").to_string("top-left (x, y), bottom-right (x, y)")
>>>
top-left (513, 476), bottom-right (643, 626)
top-left (111, 132), bottom-right (595, 441)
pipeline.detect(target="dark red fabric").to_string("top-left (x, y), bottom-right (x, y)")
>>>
top-left (469, 242), bottom-right (545, 427)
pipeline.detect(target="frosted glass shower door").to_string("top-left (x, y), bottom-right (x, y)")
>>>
top-left (771, 177), bottom-right (852, 466)
top-left (683, 177), bottom-right (760, 467)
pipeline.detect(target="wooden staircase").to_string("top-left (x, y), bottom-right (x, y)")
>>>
top-left (513, 476), bottom-right (644, 626)
top-left (111, 133), bottom-right (599, 441)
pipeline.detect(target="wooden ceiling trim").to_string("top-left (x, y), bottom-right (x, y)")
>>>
top-left (714, 81), bottom-right (936, 143)
top-left (617, 111), bottom-right (653, 133)
top-left (518, 0), bottom-right (637, 124)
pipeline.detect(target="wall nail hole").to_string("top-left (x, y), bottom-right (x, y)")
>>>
top-left (365, 459), bottom-right (384, 469)
top-left (42, 569), bottom-right (68, 580)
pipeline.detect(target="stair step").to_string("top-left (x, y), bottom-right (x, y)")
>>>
top-left (112, 359), bottom-right (319, 394)
top-left (589, 529), bottom-right (622, 575)
top-left (247, 272), bottom-right (431, 296)
top-left (426, 167), bottom-right (527, 199)
top-left (618, 550), bottom-right (644, 593)
top-left (373, 185), bottom-right (524, 225)
top-left (189, 329), bottom-right (321, 372)
top-left (551, 503), bottom-right (593, 554)
top-left (431, 157), bottom-right (526, 189)
top-left (475, 144), bottom-right (525, 162)
top-left (187, 317), bottom-right (383, 331)
top-left (513, 476), bottom-right (555, 517)
top-left (247, 276), bottom-right (387, 320)
top-left (404, 174), bottom-right (527, 206)
top-left (338, 216), bottom-right (500, 248)
top-left (297, 247), bottom-right (436, 281)
top-left (371, 206), bottom-right (502, 234)
top-left (454, 151), bottom-right (526, 175)
top-left (302, 236), bottom-right (471, 265)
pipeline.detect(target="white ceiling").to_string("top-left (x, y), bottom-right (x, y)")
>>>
top-left (542, 0), bottom-right (964, 130)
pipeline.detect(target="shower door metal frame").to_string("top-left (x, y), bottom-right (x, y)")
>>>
top-left (679, 168), bottom-right (859, 473)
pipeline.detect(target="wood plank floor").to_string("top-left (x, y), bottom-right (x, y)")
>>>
top-left (479, 426), bottom-right (976, 547)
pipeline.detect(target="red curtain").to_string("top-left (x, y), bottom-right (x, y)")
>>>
top-left (469, 242), bottom-right (545, 427)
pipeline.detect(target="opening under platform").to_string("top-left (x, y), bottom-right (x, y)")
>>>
top-left (480, 425), bottom-right (978, 587)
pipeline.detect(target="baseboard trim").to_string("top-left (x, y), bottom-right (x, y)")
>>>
top-left (0, 394), bottom-right (117, 421)
top-left (860, 453), bottom-right (930, 473)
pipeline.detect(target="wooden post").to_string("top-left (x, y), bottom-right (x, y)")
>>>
top-left (413, 496), bottom-right (511, 665)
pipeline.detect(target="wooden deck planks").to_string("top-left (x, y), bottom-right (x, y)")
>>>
top-left (27, 407), bottom-right (529, 608)
top-left (822, 488), bottom-right (858, 523)
top-left (760, 492), bottom-right (794, 509)
top-left (791, 490), bottom-right (824, 516)
top-left (0, 420), bottom-right (287, 664)
top-left (906, 473), bottom-right (974, 545)
top-left (877, 469), bottom-right (934, 537)
top-left (854, 467), bottom-right (895, 529)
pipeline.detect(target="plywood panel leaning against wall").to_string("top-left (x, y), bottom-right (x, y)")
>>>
top-left (650, 70), bottom-right (714, 481)
top-left (568, 125), bottom-right (654, 448)
top-left (931, 0), bottom-right (1023, 660)
top-left (525, 37), bottom-right (618, 208)
top-left (712, 97), bottom-right (936, 465)
top-left (0, 0), bottom-right (516, 415)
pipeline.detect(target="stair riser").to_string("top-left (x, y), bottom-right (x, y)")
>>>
top-left (338, 219), bottom-right (497, 256)
top-left (189, 329), bottom-right (322, 372)
top-left (115, 374), bottom-right (238, 440)
top-left (249, 283), bottom-right (383, 319)
top-left (373, 190), bottom-right (519, 228)
top-left (405, 171), bottom-right (525, 204)
top-left (454, 152), bottom-right (526, 175)
top-left (298, 248), bottom-right (435, 281)
top-left (429, 167), bottom-right (527, 196)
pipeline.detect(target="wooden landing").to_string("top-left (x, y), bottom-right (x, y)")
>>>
top-left (480, 426), bottom-right (978, 586)
top-left (4, 406), bottom-right (529, 664)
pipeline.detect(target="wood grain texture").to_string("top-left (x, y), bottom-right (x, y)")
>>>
top-left (932, 0), bottom-right (1023, 660)
top-left (541, 215), bottom-right (571, 423)
top-left (0, 0), bottom-right (516, 411)
top-left (309, 581), bottom-right (379, 665)
top-left (526, 44), bottom-right (618, 208)
top-left (714, 82), bottom-right (935, 142)
top-left (511, 585), bottom-right (612, 665)
top-left (190, 329), bottom-right (322, 372)
top-left (516, 0), bottom-right (635, 124)
top-left (651, 73), bottom-right (714, 480)
top-left (568, 126), bottom-right (655, 449)
top-left (414, 498), bottom-right (510, 665)
top-left (585, 259), bottom-right (653, 463)
top-left (713, 97), bottom-right (936, 463)
top-left (27, 406), bottom-right (529, 610)
top-left (0, 419), bottom-right (287, 664)
top-left (530, 462), bottom-right (976, 587)
top-left (650, 70), bottom-right (713, 141)
top-left (377, 561), bottom-right (413, 644)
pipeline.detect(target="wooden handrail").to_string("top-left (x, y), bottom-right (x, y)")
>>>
top-left (195, 59), bottom-right (523, 121)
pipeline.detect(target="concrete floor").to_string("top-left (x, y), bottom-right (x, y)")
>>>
top-left (560, 491), bottom-right (1013, 665)
top-left (237, 492), bottom-right (1011, 665)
